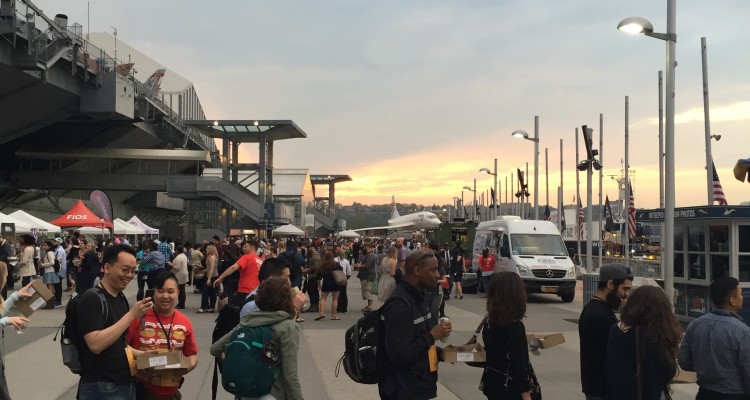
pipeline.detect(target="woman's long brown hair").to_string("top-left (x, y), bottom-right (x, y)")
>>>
top-left (486, 272), bottom-right (527, 328)
top-left (620, 285), bottom-right (681, 373)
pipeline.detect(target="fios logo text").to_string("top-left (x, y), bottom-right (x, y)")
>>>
top-left (66, 215), bottom-right (88, 220)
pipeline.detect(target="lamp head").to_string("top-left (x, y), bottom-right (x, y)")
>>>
top-left (592, 160), bottom-right (603, 171)
top-left (463, 186), bottom-right (472, 191)
top-left (577, 161), bottom-right (590, 171)
top-left (512, 130), bottom-right (529, 139)
top-left (710, 134), bottom-right (721, 141)
top-left (479, 167), bottom-right (492, 174)
top-left (617, 16), bottom-right (654, 35)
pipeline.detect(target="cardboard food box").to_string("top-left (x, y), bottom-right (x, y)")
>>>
top-left (16, 280), bottom-right (54, 317)
top-left (672, 368), bottom-right (697, 384)
top-left (136, 350), bottom-right (192, 387)
top-left (526, 333), bottom-right (566, 349)
top-left (442, 343), bottom-right (487, 364)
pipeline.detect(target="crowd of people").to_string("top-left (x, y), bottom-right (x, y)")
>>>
top-left (0, 230), bottom-right (748, 399)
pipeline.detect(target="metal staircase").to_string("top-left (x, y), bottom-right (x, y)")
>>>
top-left (167, 176), bottom-right (265, 221)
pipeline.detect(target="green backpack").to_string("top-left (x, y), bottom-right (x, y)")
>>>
top-left (221, 325), bottom-right (280, 397)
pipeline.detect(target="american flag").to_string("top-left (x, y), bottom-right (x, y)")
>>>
top-left (712, 161), bottom-right (728, 205)
top-left (628, 186), bottom-right (636, 239)
top-left (577, 200), bottom-right (585, 240)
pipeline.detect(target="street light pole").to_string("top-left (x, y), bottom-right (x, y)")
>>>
top-left (494, 158), bottom-right (498, 219)
top-left (618, 0), bottom-right (676, 303)
top-left (534, 116), bottom-right (540, 220)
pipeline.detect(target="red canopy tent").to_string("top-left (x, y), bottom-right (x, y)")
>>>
top-left (50, 200), bottom-right (113, 229)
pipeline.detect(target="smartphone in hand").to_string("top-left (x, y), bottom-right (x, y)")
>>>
top-left (145, 289), bottom-right (155, 300)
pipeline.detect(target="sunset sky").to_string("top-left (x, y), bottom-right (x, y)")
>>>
top-left (39, 1), bottom-right (750, 209)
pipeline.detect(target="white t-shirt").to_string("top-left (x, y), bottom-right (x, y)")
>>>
top-left (335, 257), bottom-right (352, 276)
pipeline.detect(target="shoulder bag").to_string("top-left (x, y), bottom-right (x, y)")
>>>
top-left (332, 263), bottom-right (347, 287)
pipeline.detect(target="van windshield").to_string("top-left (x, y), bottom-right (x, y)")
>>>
top-left (510, 234), bottom-right (567, 256)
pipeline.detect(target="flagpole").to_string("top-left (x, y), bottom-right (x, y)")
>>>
top-left (560, 139), bottom-right (564, 232)
top-left (526, 162), bottom-right (530, 219)
top-left (624, 96), bottom-right (631, 267)
top-left (575, 127), bottom-right (582, 267)
top-left (598, 113), bottom-right (604, 269)
top-left (545, 148), bottom-right (549, 211)
top-left (511, 172), bottom-right (515, 216)
top-left (658, 70), bottom-right (665, 209)
top-left (505, 175), bottom-right (508, 216)
top-left (701, 37), bottom-right (713, 205)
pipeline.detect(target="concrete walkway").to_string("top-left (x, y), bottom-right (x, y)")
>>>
top-left (2, 277), bottom-right (699, 399)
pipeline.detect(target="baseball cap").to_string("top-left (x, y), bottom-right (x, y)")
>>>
top-left (599, 263), bottom-right (633, 282)
top-left (54, 237), bottom-right (63, 243)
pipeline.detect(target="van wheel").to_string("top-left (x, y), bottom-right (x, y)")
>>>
top-left (560, 292), bottom-right (574, 303)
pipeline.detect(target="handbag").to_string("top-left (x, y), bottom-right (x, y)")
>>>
top-left (332, 270), bottom-right (347, 286)
top-left (466, 314), bottom-right (488, 368)
top-left (481, 359), bottom-right (542, 400)
top-left (370, 276), bottom-right (380, 295)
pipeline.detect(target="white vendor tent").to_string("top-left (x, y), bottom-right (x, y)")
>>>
top-left (0, 211), bottom-right (34, 233)
top-left (126, 216), bottom-right (159, 235)
top-left (8, 210), bottom-right (61, 233)
top-left (114, 218), bottom-right (146, 235)
top-left (75, 226), bottom-right (111, 236)
top-left (337, 230), bottom-right (361, 238)
top-left (272, 224), bottom-right (305, 236)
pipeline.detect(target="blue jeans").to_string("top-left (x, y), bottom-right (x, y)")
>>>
top-left (78, 381), bottom-right (135, 400)
top-left (201, 282), bottom-right (217, 309)
top-left (480, 275), bottom-right (491, 293)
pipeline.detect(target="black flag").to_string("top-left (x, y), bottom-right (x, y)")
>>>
top-left (604, 195), bottom-right (615, 233)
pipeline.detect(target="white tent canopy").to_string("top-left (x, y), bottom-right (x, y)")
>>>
top-left (337, 230), bottom-right (361, 238)
top-left (127, 216), bottom-right (159, 235)
top-left (114, 218), bottom-right (146, 235)
top-left (0, 211), bottom-right (34, 233)
top-left (8, 210), bottom-right (61, 233)
top-left (272, 224), bottom-right (305, 236)
top-left (76, 226), bottom-right (111, 236)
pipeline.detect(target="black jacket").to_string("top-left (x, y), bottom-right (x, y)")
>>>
top-left (379, 281), bottom-right (438, 400)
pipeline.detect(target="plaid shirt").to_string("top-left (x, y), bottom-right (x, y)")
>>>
top-left (158, 241), bottom-right (173, 261)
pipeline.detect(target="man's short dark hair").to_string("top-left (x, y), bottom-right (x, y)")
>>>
top-left (286, 239), bottom-right (296, 249)
top-left (212, 235), bottom-right (221, 242)
top-left (710, 276), bottom-right (740, 308)
top-left (258, 258), bottom-right (289, 282)
top-left (152, 270), bottom-right (178, 289)
top-left (246, 239), bottom-right (259, 249)
top-left (102, 244), bottom-right (137, 266)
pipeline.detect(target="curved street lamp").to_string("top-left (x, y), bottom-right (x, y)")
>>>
top-left (511, 117), bottom-right (540, 219)
top-left (479, 159), bottom-right (498, 219)
top-left (463, 179), bottom-right (477, 221)
top-left (617, 0), bottom-right (676, 302)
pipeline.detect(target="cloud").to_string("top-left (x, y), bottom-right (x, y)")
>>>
top-left (646, 101), bottom-right (750, 125)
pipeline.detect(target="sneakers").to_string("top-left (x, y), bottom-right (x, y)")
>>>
top-left (54, 302), bottom-right (63, 308)
top-left (295, 317), bottom-right (305, 323)
top-left (196, 309), bottom-right (205, 314)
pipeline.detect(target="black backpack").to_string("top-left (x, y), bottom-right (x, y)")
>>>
top-left (336, 305), bottom-right (388, 384)
top-left (211, 293), bottom-right (256, 400)
top-left (54, 287), bottom-right (108, 374)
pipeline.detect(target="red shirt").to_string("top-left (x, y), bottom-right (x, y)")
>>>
top-left (236, 253), bottom-right (262, 293)
top-left (127, 308), bottom-right (198, 397)
top-left (479, 255), bottom-right (496, 273)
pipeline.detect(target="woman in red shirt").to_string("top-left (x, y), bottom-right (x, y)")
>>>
top-left (479, 248), bottom-right (496, 298)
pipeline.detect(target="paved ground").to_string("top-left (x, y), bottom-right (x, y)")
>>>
top-left (2, 278), bottom-right (699, 399)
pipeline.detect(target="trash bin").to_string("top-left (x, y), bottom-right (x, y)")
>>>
top-left (583, 273), bottom-right (600, 307)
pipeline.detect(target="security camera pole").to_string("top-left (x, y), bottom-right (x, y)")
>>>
top-left (579, 124), bottom-right (602, 273)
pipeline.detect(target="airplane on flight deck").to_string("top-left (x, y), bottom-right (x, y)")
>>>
top-left (352, 196), bottom-right (442, 234)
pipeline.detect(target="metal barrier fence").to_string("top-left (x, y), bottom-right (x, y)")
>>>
top-left (581, 256), bottom-right (663, 280)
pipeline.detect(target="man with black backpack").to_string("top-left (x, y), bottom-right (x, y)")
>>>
top-left (278, 240), bottom-right (307, 290)
top-left (379, 249), bottom-right (452, 400)
top-left (75, 244), bottom-right (154, 399)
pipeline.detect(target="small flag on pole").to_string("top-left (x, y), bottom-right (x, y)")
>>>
top-left (628, 187), bottom-right (637, 239)
top-left (604, 195), bottom-right (614, 233)
top-left (712, 161), bottom-right (728, 205)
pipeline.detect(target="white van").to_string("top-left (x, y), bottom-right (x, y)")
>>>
top-left (472, 216), bottom-right (577, 302)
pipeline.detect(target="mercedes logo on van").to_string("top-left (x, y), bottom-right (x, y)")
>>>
top-left (545, 270), bottom-right (554, 278)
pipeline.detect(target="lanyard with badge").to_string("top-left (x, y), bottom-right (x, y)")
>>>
top-left (154, 311), bottom-right (175, 351)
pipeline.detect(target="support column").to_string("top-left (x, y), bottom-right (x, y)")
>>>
top-left (259, 135), bottom-right (267, 205)
top-left (231, 141), bottom-right (239, 184)
top-left (222, 136), bottom-right (229, 181)
top-left (328, 183), bottom-right (335, 215)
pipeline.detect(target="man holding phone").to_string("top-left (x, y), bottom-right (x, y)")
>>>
top-left (76, 244), bottom-right (154, 399)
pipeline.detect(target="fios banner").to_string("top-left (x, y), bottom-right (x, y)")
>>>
top-left (90, 190), bottom-right (114, 224)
